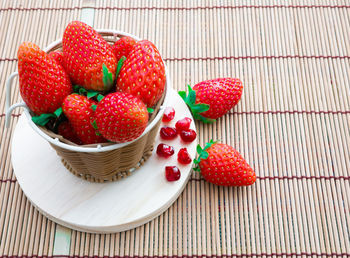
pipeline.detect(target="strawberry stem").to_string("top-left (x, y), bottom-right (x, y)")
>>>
top-left (178, 85), bottom-right (215, 124)
top-left (193, 139), bottom-right (217, 171)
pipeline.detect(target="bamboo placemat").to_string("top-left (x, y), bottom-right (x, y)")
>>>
top-left (1, 0), bottom-right (350, 256)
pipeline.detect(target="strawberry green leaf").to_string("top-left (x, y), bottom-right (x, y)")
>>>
top-left (147, 107), bottom-right (154, 113)
top-left (116, 56), bottom-right (126, 79)
top-left (102, 63), bottom-right (114, 91)
top-left (178, 91), bottom-right (187, 101)
top-left (91, 105), bottom-right (97, 111)
top-left (87, 91), bottom-right (99, 99)
top-left (32, 107), bottom-right (64, 126)
top-left (191, 103), bottom-right (210, 113)
top-left (196, 144), bottom-right (203, 155)
top-left (96, 131), bottom-right (101, 136)
top-left (53, 107), bottom-right (63, 118)
top-left (197, 114), bottom-right (215, 124)
top-left (97, 94), bottom-right (104, 102)
top-left (193, 159), bottom-right (200, 165)
top-left (203, 139), bottom-right (217, 151)
top-left (187, 85), bottom-right (196, 104)
top-left (91, 120), bottom-right (98, 130)
top-left (32, 113), bottom-right (56, 126)
top-left (199, 151), bottom-right (209, 160)
top-left (73, 85), bottom-right (81, 92)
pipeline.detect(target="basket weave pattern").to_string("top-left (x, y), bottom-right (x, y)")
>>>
top-left (52, 118), bottom-right (161, 182)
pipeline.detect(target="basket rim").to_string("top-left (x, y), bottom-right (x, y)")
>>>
top-left (22, 29), bottom-right (171, 153)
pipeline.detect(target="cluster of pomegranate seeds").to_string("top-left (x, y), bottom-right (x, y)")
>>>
top-left (156, 143), bottom-right (175, 158)
top-left (162, 107), bottom-right (175, 122)
top-left (160, 127), bottom-right (178, 140)
top-left (165, 166), bottom-right (181, 181)
top-left (177, 148), bottom-right (192, 164)
top-left (159, 110), bottom-right (197, 182)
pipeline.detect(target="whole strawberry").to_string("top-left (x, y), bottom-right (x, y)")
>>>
top-left (58, 121), bottom-right (83, 145)
top-left (62, 94), bottom-right (106, 144)
top-left (62, 21), bottom-right (117, 92)
top-left (117, 40), bottom-right (166, 107)
top-left (17, 42), bottom-right (72, 115)
top-left (112, 36), bottom-right (136, 61)
top-left (95, 92), bottom-right (148, 143)
top-left (194, 140), bottom-right (256, 186)
top-left (179, 78), bottom-right (243, 123)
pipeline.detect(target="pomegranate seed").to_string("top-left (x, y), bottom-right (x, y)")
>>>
top-left (162, 107), bottom-right (175, 122)
top-left (165, 166), bottom-right (181, 182)
top-left (156, 143), bottom-right (175, 158)
top-left (180, 129), bottom-right (197, 143)
top-left (175, 117), bottom-right (192, 132)
top-left (160, 126), bottom-right (178, 140)
top-left (177, 148), bottom-right (192, 164)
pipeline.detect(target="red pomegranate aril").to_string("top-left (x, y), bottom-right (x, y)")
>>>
top-left (175, 117), bottom-right (192, 132)
top-left (160, 126), bottom-right (178, 140)
top-left (177, 148), bottom-right (192, 164)
top-left (180, 129), bottom-right (197, 143)
top-left (165, 166), bottom-right (181, 182)
top-left (156, 143), bottom-right (174, 158)
top-left (162, 107), bottom-right (175, 122)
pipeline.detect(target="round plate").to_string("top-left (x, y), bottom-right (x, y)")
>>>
top-left (11, 89), bottom-right (197, 233)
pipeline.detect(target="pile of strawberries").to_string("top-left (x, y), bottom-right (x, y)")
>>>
top-left (18, 20), bottom-right (256, 187)
top-left (18, 21), bottom-right (166, 144)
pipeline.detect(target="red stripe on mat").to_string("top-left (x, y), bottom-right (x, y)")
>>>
top-left (2, 252), bottom-right (350, 257)
top-left (190, 176), bottom-right (350, 181)
top-left (2, 55), bottom-right (350, 62)
top-left (164, 55), bottom-right (350, 61)
top-left (228, 110), bottom-right (350, 115)
top-left (0, 5), bottom-right (350, 12)
top-left (0, 114), bottom-right (21, 118)
top-left (0, 179), bottom-right (16, 183)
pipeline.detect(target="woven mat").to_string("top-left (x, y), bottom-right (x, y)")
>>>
top-left (1, 0), bottom-right (350, 256)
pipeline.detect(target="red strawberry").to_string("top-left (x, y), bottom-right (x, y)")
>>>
top-left (58, 121), bottom-right (83, 145)
top-left (17, 42), bottom-right (72, 115)
top-left (117, 40), bottom-right (166, 107)
top-left (95, 92), bottom-right (148, 143)
top-left (194, 140), bottom-right (256, 186)
top-left (179, 78), bottom-right (243, 123)
top-left (112, 36), bottom-right (136, 61)
top-left (62, 94), bottom-right (106, 144)
top-left (48, 51), bottom-right (64, 66)
top-left (62, 21), bottom-right (117, 91)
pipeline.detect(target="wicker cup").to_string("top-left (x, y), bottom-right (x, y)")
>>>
top-left (6, 30), bottom-right (170, 183)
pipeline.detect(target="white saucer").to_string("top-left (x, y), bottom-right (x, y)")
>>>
top-left (11, 89), bottom-right (197, 233)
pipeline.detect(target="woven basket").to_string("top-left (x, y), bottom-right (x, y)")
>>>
top-left (6, 30), bottom-right (170, 183)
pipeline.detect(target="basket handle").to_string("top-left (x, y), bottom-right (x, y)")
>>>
top-left (5, 72), bottom-right (28, 128)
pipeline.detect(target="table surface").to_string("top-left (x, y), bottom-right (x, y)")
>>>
top-left (1, 0), bottom-right (350, 257)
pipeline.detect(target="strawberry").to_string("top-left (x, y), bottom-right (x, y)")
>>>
top-left (117, 40), bottom-right (166, 107)
top-left (178, 78), bottom-right (243, 123)
top-left (62, 94), bottom-right (106, 144)
top-left (62, 21), bottom-right (117, 92)
top-left (17, 42), bottom-right (72, 115)
top-left (95, 92), bottom-right (148, 143)
top-left (112, 36), bottom-right (136, 61)
top-left (58, 121), bottom-right (83, 145)
top-left (194, 140), bottom-right (256, 186)
top-left (48, 51), bottom-right (64, 66)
